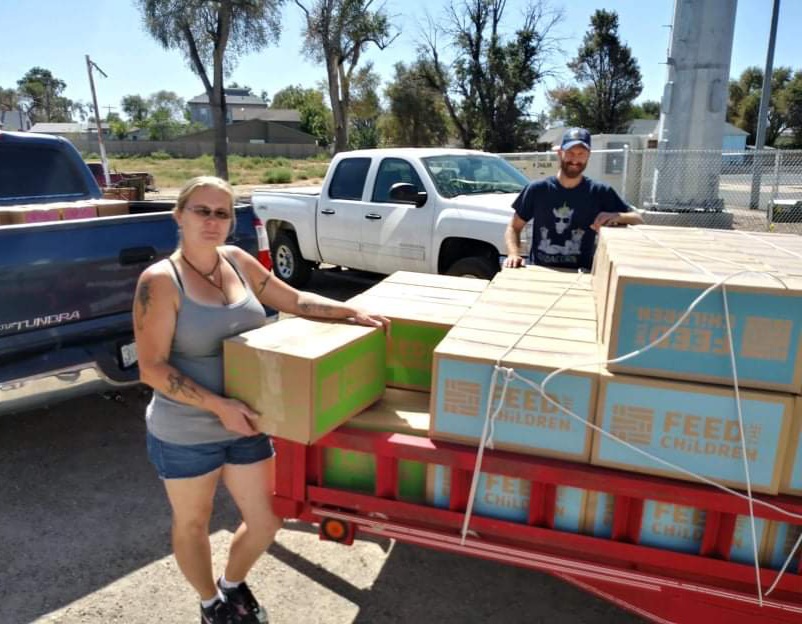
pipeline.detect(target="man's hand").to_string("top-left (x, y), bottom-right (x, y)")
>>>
top-left (504, 255), bottom-right (526, 269)
top-left (591, 212), bottom-right (621, 232)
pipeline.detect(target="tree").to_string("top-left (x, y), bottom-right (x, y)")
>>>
top-left (121, 94), bottom-right (150, 123)
top-left (296, 0), bottom-right (397, 153)
top-left (0, 87), bottom-right (18, 112)
top-left (418, 0), bottom-right (561, 152)
top-left (727, 66), bottom-right (802, 146)
top-left (271, 84), bottom-right (333, 146)
top-left (16, 67), bottom-right (76, 123)
top-left (382, 61), bottom-right (449, 146)
top-left (631, 99), bottom-right (660, 120)
top-left (138, 0), bottom-right (284, 179)
top-left (348, 62), bottom-right (382, 149)
top-left (548, 10), bottom-right (642, 133)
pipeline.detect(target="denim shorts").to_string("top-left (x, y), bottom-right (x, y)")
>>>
top-left (146, 431), bottom-right (275, 479)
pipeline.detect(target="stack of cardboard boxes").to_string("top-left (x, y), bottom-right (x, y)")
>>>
top-left (0, 199), bottom-right (129, 225)
top-left (590, 226), bottom-right (802, 566)
top-left (222, 227), bottom-right (802, 565)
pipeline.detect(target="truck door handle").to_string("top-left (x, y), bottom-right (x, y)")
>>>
top-left (320, 208), bottom-right (336, 215)
top-left (119, 246), bottom-right (156, 265)
top-left (365, 213), bottom-right (382, 220)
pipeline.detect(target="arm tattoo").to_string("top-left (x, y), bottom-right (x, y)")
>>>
top-left (167, 372), bottom-right (203, 402)
top-left (135, 281), bottom-right (152, 330)
top-left (299, 301), bottom-right (337, 317)
top-left (255, 274), bottom-right (271, 296)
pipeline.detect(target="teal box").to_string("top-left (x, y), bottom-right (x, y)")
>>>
top-left (767, 522), bottom-right (802, 570)
top-left (427, 465), bottom-right (586, 531)
top-left (592, 375), bottom-right (793, 494)
top-left (639, 500), bottom-right (706, 554)
top-left (780, 397), bottom-right (802, 496)
top-left (583, 491), bottom-right (614, 538)
top-left (427, 465), bottom-right (529, 523)
top-left (431, 350), bottom-right (597, 461)
top-left (604, 269), bottom-right (802, 393)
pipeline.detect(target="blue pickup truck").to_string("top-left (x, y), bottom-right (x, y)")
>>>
top-left (0, 131), bottom-right (273, 415)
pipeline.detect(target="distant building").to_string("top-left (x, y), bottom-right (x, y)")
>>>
top-left (174, 118), bottom-right (316, 145)
top-left (0, 109), bottom-right (32, 132)
top-left (29, 121), bottom-right (111, 139)
top-left (188, 87), bottom-right (267, 127)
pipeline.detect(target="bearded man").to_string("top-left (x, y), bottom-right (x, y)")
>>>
top-left (504, 128), bottom-right (643, 271)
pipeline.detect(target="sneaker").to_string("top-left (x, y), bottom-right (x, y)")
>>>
top-left (217, 578), bottom-right (267, 624)
top-left (200, 599), bottom-right (238, 624)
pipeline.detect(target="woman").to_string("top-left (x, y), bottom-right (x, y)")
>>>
top-left (133, 176), bottom-right (388, 624)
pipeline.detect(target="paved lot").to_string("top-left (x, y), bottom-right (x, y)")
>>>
top-left (0, 268), bottom-right (640, 624)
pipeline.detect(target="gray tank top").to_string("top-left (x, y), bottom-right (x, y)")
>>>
top-left (145, 253), bottom-right (267, 444)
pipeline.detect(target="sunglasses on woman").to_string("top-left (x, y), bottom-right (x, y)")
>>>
top-left (187, 205), bottom-right (233, 220)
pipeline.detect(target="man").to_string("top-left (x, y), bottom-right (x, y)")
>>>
top-left (504, 127), bottom-right (643, 271)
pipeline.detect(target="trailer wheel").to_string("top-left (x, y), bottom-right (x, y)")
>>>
top-left (272, 230), bottom-right (313, 288)
top-left (445, 255), bottom-right (498, 279)
top-left (320, 517), bottom-right (354, 544)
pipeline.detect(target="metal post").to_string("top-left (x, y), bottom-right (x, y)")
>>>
top-left (621, 145), bottom-right (629, 204)
top-left (85, 54), bottom-right (110, 188)
top-left (771, 149), bottom-right (781, 196)
top-left (749, 0), bottom-right (781, 210)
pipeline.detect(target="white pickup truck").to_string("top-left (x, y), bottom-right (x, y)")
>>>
top-left (251, 148), bottom-right (531, 286)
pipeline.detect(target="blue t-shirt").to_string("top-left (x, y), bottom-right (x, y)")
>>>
top-left (512, 176), bottom-right (630, 270)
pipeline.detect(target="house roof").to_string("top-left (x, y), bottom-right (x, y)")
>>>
top-left (188, 89), bottom-right (266, 106)
top-left (29, 122), bottom-right (110, 134)
top-left (626, 118), bottom-right (749, 137)
top-left (231, 108), bottom-right (301, 123)
top-left (536, 126), bottom-right (567, 146)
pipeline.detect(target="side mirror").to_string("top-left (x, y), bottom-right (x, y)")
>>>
top-left (389, 182), bottom-right (427, 207)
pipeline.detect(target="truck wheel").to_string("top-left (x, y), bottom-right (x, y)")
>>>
top-left (272, 231), bottom-right (313, 287)
top-left (445, 256), bottom-right (498, 279)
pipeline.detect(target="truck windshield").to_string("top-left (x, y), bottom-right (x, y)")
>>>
top-left (422, 155), bottom-right (529, 199)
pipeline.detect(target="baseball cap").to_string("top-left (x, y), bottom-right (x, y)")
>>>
top-left (561, 127), bottom-right (591, 151)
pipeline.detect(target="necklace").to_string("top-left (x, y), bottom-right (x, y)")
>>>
top-left (180, 252), bottom-right (229, 305)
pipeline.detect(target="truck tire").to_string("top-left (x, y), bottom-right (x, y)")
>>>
top-left (272, 231), bottom-right (313, 288)
top-left (445, 256), bottom-right (498, 279)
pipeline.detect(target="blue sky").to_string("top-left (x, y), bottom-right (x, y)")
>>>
top-left (1, 0), bottom-right (799, 120)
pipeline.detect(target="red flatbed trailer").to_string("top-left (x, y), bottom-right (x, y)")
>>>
top-left (271, 427), bottom-right (802, 623)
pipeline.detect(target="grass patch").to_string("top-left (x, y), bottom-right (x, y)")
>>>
top-left (261, 167), bottom-right (293, 184)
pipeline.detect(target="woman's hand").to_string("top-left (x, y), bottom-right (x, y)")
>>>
top-left (213, 397), bottom-right (261, 436)
top-left (351, 309), bottom-right (391, 330)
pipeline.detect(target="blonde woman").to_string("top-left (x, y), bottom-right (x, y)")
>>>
top-left (133, 176), bottom-right (388, 624)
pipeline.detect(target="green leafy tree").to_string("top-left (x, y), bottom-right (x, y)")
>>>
top-left (121, 94), bottom-right (150, 123)
top-left (271, 84), bottom-right (333, 146)
top-left (419, 0), bottom-right (561, 151)
top-left (548, 10), bottom-right (642, 133)
top-left (295, 0), bottom-right (397, 152)
top-left (138, 0), bottom-right (285, 179)
top-left (631, 99), bottom-right (661, 120)
top-left (16, 67), bottom-right (76, 122)
top-left (347, 63), bottom-right (382, 149)
top-left (727, 66), bottom-right (802, 146)
top-left (382, 61), bottom-right (449, 146)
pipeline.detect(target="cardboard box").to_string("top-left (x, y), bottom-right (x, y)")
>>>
top-left (779, 397), bottom-right (802, 496)
top-left (0, 205), bottom-right (61, 224)
top-left (765, 521), bottom-right (802, 570)
top-left (322, 388), bottom-right (430, 501)
top-left (582, 491), bottom-right (769, 564)
top-left (592, 373), bottom-right (794, 494)
top-left (90, 198), bottom-right (129, 217)
top-left (602, 263), bottom-right (802, 393)
top-left (223, 317), bottom-right (386, 444)
top-left (430, 331), bottom-right (598, 461)
top-left (60, 202), bottom-right (98, 220)
top-left (426, 464), bottom-right (587, 531)
top-left (492, 266), bottom-right (594, 291)
top-left (456, 310), bottom-right (597, 344)
top-left (349, 274), bottom-right (486, 392)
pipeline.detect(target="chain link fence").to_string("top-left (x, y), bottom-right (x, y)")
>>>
top-left (501, 149), bottom-right (802, 234)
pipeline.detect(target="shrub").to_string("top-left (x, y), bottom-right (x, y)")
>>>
top-left (261, 167), bottom-right (293, 184)
top-left (149, 150), bottom-right (172, 160)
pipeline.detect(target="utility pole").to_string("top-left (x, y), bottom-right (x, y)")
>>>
top-left (85, 54), bottom-right (110, 187)
top-left (749, 0), bottom-right (781, 210)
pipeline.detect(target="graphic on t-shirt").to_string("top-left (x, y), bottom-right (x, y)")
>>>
top-left (537, 202), bottom-right (586, 257)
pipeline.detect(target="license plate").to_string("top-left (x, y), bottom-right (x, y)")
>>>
top-left (120, 341), bottom-right (138, 368)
